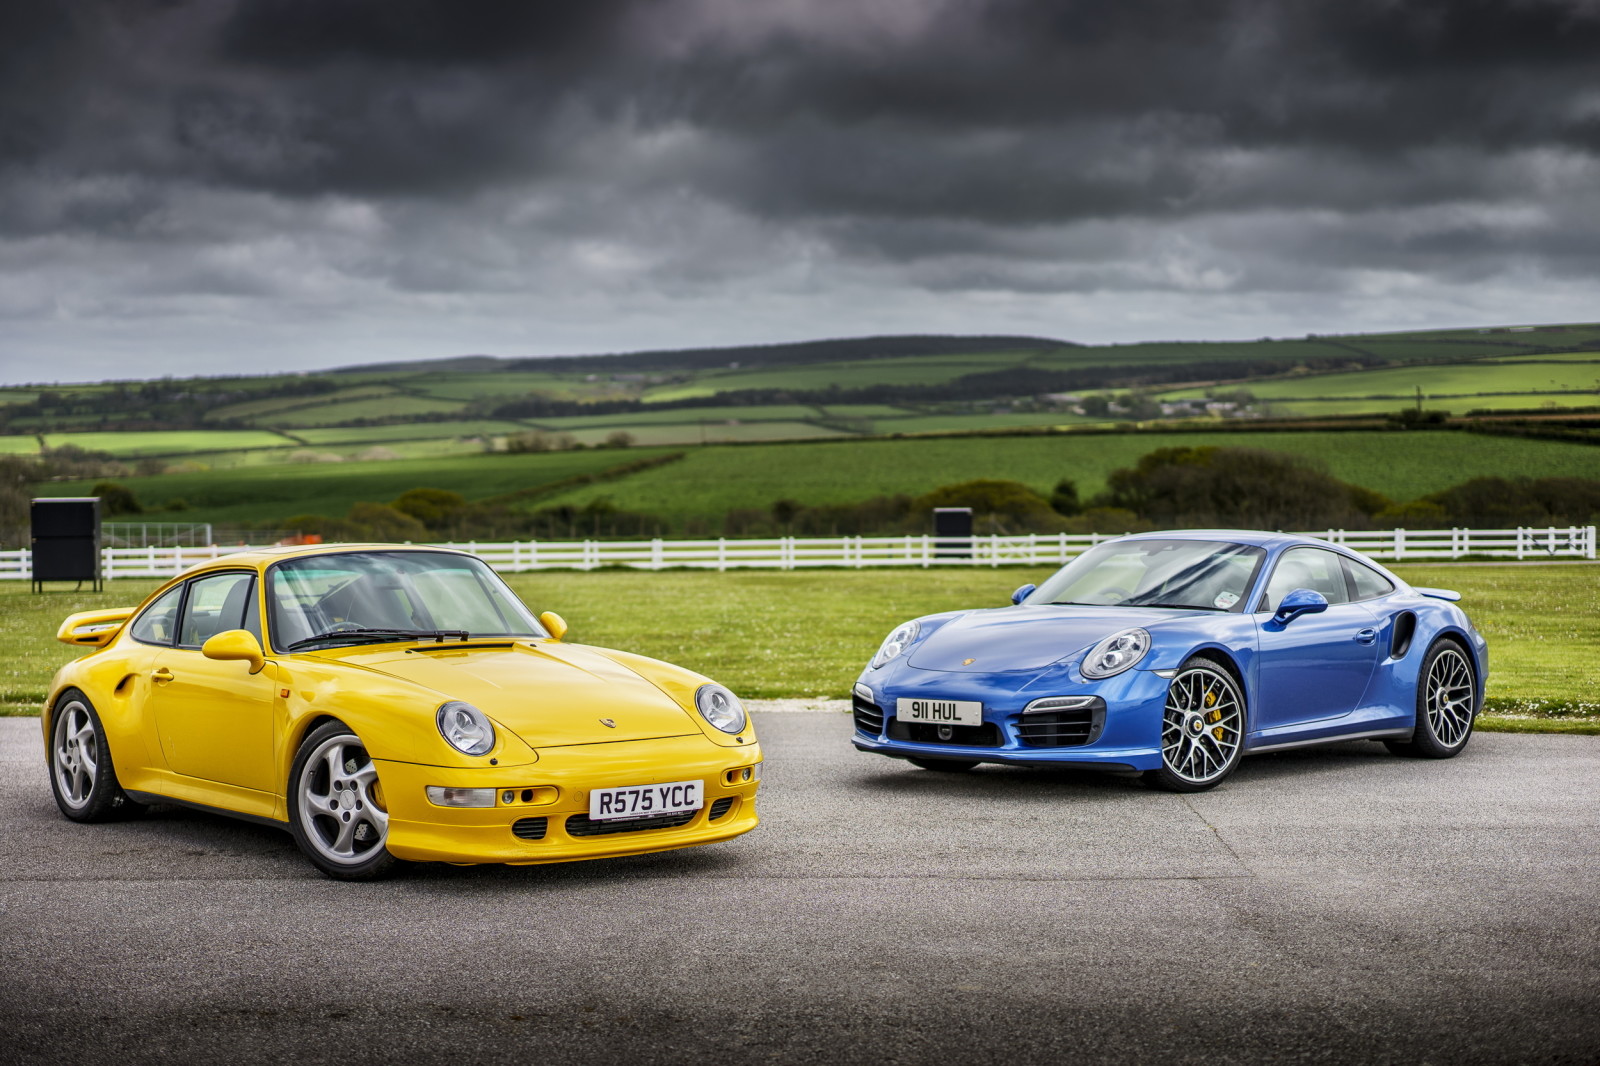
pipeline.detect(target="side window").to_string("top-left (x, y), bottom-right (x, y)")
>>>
top-left (129, 584), bottom-right (185, 647)
top-left (1259, 548), bottom-right (1351, 612)
top-left (177, 572), bottom-right (258, 648)
top-left (1345, 559), bottom-right (1395, 602)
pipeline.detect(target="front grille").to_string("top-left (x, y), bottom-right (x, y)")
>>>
top-left (853, 695), bottom-right (885, 735)
top-left (885, 720), bottom-right (1002, 747)
top-left (512, 817), bottom-right (548, 840)
top-left (1017, 704), bottom-right (1105, 748)
top-left (708, 797), bottom-right (735, 820)
top-left (564, 810), bottom-right (697, 837)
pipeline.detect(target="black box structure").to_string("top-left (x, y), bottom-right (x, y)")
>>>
top-left (933, 506), bottom-right (973, 559)
top-left (31, 497), bottom-right (102, 592)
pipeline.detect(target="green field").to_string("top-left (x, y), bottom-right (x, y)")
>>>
top-left (3, 564), bottom-right (1591, 731)
top-left (51, 448), bottom-right (679, 523)
top-left (532, 404), bottom-right (825, 429)
top-left (1162, 359), bottom-right (1600, 405)
top-left (874, 412), bottom-right (1101, 434)
top-left (43, 429), bottom-right (295, 456)
top-left (205, 384), bottom-right (399, 423)
top-left (292, 420), bottom-right (526, 445)
top-left (403, 370), bottom-right (594, 402)
top-left (560, 421), bottom-right (854, 448)
top-left (641, 354), bottom-right (1029, 402)
top-left (534, 432), bottom-right (1600, 522)
top-left (270, 394), bottom-right (470, 425)
top-left (0, 436), bottom-right (40, 454)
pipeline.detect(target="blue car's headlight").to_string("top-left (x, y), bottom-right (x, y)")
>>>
top-left (871, 620), bottom-right (921, 669)
top-left (1080, 628), bottom-right (1151, 679)
top-left (695, 683), bottom-right (747, 734)
top-left (437, 701), bottom-right (496, 756)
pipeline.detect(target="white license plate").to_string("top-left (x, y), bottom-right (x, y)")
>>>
top-left (589, 779), bottom-right (704, 821)
top-left (896, 698), bottom-right (983, 726)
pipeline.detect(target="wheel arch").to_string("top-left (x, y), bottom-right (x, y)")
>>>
top-left (1178, 645), bottom-right (1250, 721)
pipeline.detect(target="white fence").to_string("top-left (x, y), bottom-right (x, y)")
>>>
top-left (0, 527), bottom-right (1593, 580)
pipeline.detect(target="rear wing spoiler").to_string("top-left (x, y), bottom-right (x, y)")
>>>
top-left (57, 608), bottom-right (135, 647)
top-left (1413, 587), bottom-right (1461, 602)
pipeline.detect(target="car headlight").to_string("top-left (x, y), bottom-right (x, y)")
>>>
top-left (871, 620), bottom-right (921, 669)
top-left (1080, 628), bottom-right (1151, 679)
top-left (436, 701), bottom-right (495, 756)
top-left (695, 683), bottom-right (747, 734)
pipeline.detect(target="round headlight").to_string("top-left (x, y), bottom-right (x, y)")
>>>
top-left (694, 683), bottom-right (747, 734)
top-left (871, 620), bottom-right (921, 669)
top-left (1080, 627), bottom-right (1151, 679)
top-left (436, 701), bottom-right (495, 756)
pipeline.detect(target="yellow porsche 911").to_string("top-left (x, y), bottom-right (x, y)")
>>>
top-left (43, 544), bottom-right (761, 879)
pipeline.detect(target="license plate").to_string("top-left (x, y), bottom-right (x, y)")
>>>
top-left (588, 779), bottom-right (703, 821)
top-left (896, 698), bottom-right (983, 726)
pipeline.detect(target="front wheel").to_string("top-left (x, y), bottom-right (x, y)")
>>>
top-left (288, 721), bottom-right (396, 881)
top-left (1386, 640), bottom-right (1476, 759)
top-left (49, 690), bottom-right (143, 822)
top-left (1145, 658), bottom-right (1246, 793)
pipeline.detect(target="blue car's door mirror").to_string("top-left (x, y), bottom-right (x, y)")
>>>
top-left (1011, 584), bottom-right (1036, 605)
top-left (1273, 588), bottom-right (1329, 625)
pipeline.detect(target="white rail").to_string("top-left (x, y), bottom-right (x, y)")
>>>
top-left (0, 527), bottom-right (1593, 580)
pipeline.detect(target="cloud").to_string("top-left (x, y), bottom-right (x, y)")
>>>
top-left (2, 0), bottom-right (1598, 381)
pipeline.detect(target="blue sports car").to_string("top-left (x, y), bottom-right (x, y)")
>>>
top-left (852, 530), bottom-right (1488, 791)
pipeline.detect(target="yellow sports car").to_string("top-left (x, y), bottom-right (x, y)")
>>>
top-left (43, 544), bottom-right (761, 879)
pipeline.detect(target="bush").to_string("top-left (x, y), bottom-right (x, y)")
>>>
top-left (391, 488), bottom-right (467, 531)
top-left (90, 480), bottom-right (143, 516)
top-left (1098, 447), bottom-right (1386, 530)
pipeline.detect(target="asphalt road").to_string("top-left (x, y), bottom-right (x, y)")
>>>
top-left (2, 713), bottom-right (1597, 1066)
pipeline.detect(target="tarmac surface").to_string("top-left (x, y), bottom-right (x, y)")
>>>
top-left (2, 713), bottom-right (1597, 1065)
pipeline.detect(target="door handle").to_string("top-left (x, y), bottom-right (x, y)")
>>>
top-left (1354, 629), bottom-right (1378, 645)
top-left (152, 667), bottom-right (175, 682)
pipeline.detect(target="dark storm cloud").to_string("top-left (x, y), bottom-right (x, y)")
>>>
top-left (2, 0), bottom-right (1599, 380)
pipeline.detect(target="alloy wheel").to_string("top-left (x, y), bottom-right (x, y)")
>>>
top-left (296, 733), bottom-right (389, 867)
top-left (1160, 664), bottom-right (1244, 786)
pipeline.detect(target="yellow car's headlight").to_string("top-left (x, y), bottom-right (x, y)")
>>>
top-left (436, 701), bottom-right (495, 756)
top-left (694, 683), bottom-right (746, 734)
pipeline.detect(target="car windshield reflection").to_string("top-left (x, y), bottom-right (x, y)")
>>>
top-left (1029, 538), bottom-right (1266, 612)
top-left (267, 550), bottom-right (546, 652)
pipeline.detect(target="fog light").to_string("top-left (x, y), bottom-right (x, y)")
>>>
top-left (426, 786), bottom-right (497, 808)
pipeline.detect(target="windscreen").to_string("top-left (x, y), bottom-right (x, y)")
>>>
top-left (267, 551), bottom-right (546, 651)
top-left (1025, 539), bottom-right (1266, 612)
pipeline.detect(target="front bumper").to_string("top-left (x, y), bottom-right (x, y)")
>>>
top-left (852, 667), bottom-right (1172, 772)
top-left (374, 734), bottom-right (761, 864)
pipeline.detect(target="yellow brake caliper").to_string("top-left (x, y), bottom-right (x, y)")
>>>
top-left (1204, 688), bottom-right (1225, 739)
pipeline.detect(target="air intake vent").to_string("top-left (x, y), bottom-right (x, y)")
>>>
top-left (512, 817), bottom-right (548, 840)
top-left (885, 720), bottom-right (1002, 747)
top-left (565, 810), bottom-right (697, 837)
top-left (853, 695), bottom-right (885, 736)
top-left (708, 798), bottom-right (735, 820)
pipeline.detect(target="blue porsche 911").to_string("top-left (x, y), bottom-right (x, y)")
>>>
top-left (852, 530), bottom-right (1487, 791)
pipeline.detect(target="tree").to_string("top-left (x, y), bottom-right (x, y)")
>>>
top-left (1049, 478), bottom-right (1081, 516)
top-left (391, 488), bottom-right (468, 531)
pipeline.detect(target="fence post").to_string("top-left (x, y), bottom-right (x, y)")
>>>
top-left (717, 538), bottom-right (726, 572)
top-left (1393, 527), bottom-right (1404, 561)
top-left (1515, 527), bottom-right (1526, 560)
top-left (651, 538), bottom-right (663, 570)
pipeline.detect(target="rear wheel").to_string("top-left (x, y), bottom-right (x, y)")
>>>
top-left (49, 690), bottom-right (143, 822)
top-left (907, 756), bottom-right (979, 773)
top-left (1386, 640), bottom-right (1476, 759)
top-left (288, 721), bottom-right (396, 881)
top-left (1145, 658), bottom-right (1246, 793)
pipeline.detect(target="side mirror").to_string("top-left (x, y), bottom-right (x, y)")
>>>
top-left (202, 629), bottom-right (266, 674)
top-left (1011, 584), bottom-right (1037, 606)
top-left (1272, 588), bottom-right (1329, 625)
top-left (539, 611), bottom-right (568, 642)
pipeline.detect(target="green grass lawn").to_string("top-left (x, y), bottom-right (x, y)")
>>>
top-left (1161, 358), bottom-right (1600, 404)
top-left (3, 564), bottom-right (1593, 735)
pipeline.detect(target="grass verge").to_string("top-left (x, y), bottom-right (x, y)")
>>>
top-left (2, 563), bottom-right (1594, 737)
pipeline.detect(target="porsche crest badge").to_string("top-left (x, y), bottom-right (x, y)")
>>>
top-left (962, 658), bottom-right (977, 666)
top-left (599, 718), bottom-right (617, 728)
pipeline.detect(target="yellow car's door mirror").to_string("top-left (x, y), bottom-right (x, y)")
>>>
top-left (202, 629), bottom-right (267, 674)
top-left (539, 612), bottom-right (568, 642)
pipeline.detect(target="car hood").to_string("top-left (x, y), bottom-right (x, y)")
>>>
top-left (905, 606), bottom-right (1191, 673)
top-left (323, 641), bottom-right (700, 746)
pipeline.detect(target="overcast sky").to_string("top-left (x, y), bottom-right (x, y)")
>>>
top-left (3, 0), bottom-right (1598, 384)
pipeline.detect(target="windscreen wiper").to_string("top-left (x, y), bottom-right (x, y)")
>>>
top-left (287, 628), bottom-right (470, 651)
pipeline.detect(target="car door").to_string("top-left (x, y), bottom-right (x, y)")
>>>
top-left (150, 571), bottom-right (279, 794)
top-left (1252, 547), bottom-right (1383, 732)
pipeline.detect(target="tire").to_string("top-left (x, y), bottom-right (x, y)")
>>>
top-left (1385, 640), bottom-right (1476, 759)
top-left (1144, 657), bottom-right (1247, 793)
top-left (48, 689), bottom-right (144, 822)
top-left (908, 756), bottom-right (980, 773)
top-left (288, 721), bottom-right (397, 881)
